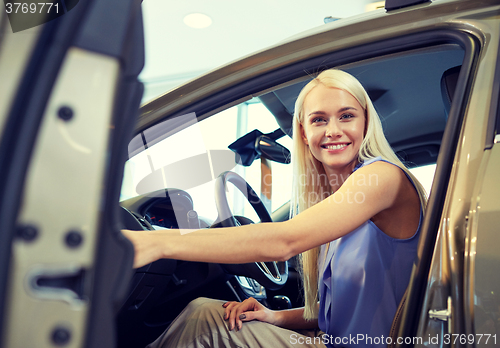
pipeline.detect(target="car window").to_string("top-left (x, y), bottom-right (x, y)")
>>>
top-left (122, 43), bottom-right (465, 226)
top-left (409, 164), bottom-right (436, 197)
top-left (121, 98), bottom-right (292, 223)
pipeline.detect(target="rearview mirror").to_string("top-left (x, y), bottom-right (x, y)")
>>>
top-left (229, 129), bottom-right (291, 166)
top-left (255, 135), bottom-right (290, 164)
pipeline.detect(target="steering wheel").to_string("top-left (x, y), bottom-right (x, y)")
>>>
top-left (214, 171), bottom-right (288, 290)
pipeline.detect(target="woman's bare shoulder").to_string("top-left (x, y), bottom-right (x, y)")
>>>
top-left (347, 160), bottom-right (408, 192)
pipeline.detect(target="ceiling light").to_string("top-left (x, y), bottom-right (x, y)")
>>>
top-left (183, 13), bottom-right (212, 29)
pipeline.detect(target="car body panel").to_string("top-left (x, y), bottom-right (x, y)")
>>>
top-left (1, 0), bottom-right (500, 347)
top-left (469, 145), bottom-right (500, 343)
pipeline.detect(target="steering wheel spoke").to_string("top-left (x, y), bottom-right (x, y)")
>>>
top-left (214, 171), bottom-right (288, 290)
top-left (257, 262), bottom-right (283, 281)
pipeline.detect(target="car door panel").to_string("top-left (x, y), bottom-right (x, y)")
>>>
top-left (0, 0), bottom-right (143, 347)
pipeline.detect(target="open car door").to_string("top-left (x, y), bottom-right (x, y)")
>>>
top-left (0, 1), bottom-right (143, 346)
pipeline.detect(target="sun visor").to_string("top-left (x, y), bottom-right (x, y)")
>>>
top-left (259, 92), bottom-right (294, 138)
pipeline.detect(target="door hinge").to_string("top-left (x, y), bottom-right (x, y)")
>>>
top-left (428, 296), bottom-right (452, 332)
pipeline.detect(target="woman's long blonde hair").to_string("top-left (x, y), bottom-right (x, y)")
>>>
top-left (289, 69), bottom-right (428, 320)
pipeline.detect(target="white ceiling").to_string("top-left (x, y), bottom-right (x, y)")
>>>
top-left (140, 0), bottom-right (376, 102)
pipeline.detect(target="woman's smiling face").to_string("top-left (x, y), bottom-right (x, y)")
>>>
top-left (301, 84), bottom-right (366, 175)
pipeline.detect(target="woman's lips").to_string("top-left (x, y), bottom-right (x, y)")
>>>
top-left (320, 142), bottom-right (350, 150)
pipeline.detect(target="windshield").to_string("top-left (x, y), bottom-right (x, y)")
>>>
top-left (121, 98), bottom-right (293, 223)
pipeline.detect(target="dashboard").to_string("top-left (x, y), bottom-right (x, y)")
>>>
top-left (145, 205), bottom-right (179, 229)
top-left (117, 187), bottom-right (292, 347)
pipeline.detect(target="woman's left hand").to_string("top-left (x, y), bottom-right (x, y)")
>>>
top-left (222, 297), bottom-right (278, 331)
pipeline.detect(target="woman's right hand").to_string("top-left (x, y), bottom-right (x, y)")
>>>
top-left (121, 229), bottom-right (165, 268)
top-left (222, 297), bottom-right (278, 331)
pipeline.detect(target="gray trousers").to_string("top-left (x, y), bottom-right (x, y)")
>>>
top-left (146, 297), bottom-right (327, 348)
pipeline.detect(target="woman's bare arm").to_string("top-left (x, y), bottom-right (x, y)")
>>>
top-left (122, 161), bottom-right (407, 268)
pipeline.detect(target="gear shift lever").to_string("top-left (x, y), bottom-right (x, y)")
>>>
top-left (272, 295), bottom-right (292, 310)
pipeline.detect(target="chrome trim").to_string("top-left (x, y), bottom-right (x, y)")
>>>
top-left (428, 296), bottom-right (452, 333)
top-left (256, 262), bottom-right (281, 281)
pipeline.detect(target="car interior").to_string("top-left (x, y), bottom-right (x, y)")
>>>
top-left (115, 42), bottom-right (466, 347)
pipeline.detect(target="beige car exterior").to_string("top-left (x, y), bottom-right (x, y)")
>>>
top-left (0, 0), bottom-right (499, 347)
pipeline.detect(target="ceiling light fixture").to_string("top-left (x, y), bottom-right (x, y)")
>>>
top-left (183, 13), bottom-right (212, 29)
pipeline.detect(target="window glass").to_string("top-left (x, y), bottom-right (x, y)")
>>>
top-left (239, 103), bottom-right (293, 218)
top-left (121, 99), bottom-right (293, 224)
top-left (122, 43), bottom-right (464, 226)
top-left (409, 164), bottom-right (436, 197)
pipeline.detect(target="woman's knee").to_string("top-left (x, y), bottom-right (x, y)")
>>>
top-left (184, 297), bottom-right (226, 319)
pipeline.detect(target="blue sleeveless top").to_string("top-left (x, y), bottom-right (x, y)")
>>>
top-left (317, 157), bottom-right (422, 348)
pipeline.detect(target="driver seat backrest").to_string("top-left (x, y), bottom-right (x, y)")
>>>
top-left (387, 288), bottom-right (408, 348)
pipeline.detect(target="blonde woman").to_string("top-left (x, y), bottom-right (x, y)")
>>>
top-left (123, 69), bottom-right (427, 348)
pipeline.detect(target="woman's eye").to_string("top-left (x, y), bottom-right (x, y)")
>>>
top-left (340, 113), bottom-right (354, 120)
top-left (312, 117), bottom-right (326, 123)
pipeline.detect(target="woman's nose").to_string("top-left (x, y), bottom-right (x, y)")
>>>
top-left (325, 121), bottom-right (342, 137)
